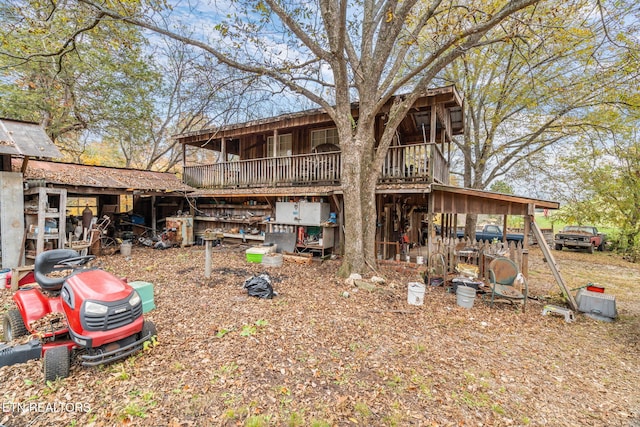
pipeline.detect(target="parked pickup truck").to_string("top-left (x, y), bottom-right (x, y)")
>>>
top-left (554, 225), bottom-right (606, 253)
top-left (457, 224), bottom-right (524, 243)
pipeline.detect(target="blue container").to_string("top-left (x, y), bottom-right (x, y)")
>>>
top-left (131, 214), bottom-right (145, 225)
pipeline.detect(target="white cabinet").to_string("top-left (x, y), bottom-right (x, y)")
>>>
top-left (270, 201), bottom-right (336, 256)
top-left (275, 202), bottom-right (330, 226)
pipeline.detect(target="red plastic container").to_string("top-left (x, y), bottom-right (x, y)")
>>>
top-left (4, 271), bottom-right (36, 289)
top-left (586, 285), bottom-right (605, 293)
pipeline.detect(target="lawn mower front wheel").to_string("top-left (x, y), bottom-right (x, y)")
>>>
top-left (43, 346), bottom-right (70, 382)
top-left (3, 309), bottom-right (28, 341)
top-left (140, 319), bottom-right (157, 341)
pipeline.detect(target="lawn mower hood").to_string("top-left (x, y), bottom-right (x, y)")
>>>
top-left (61, 269), bottom-right (144, 348)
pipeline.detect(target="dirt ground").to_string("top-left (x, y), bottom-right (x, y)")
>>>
top-left (1, 243), bottom-right (639, 427)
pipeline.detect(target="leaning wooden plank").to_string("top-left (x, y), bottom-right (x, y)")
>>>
top-left (531, 219), bottom-right (578, 311)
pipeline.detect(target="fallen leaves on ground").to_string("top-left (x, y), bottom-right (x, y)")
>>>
top-left (1, 245), bottom-right (639, 427)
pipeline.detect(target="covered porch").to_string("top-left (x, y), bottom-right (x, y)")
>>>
top-left (183, 141), bottom-right (450, 189)
top-left (177, 85), bottom-right (463, 192)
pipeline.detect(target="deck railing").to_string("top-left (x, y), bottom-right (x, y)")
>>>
top-left (183, 143), bottom-right (449, 189)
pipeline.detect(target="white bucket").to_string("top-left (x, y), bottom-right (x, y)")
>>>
top-left (120, 242), bottom-right (132, 257)
top-left (407, 282), bottom-right (426, 306)
top-left (456, 286), bottom-right (476, 309)
top-left (0, 268), bottom-right (10, 289)
top-left (416, 256), bottom-right (424, 265)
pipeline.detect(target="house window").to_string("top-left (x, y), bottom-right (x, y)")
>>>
top-left (67, 197), bottom-right (98, 216)
top-left (266, 134), bottom-right (292, 157)
top-left (119, 194), bottom-right (133, 213)
top-left (311, 128), bottom-right (339, 150)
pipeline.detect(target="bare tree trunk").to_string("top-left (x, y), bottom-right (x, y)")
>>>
top-left (338, 130), bottom-right (379, 277)
top-left (465, 214), bottom-right (477, 241)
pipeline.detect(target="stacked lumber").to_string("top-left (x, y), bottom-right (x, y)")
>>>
top-left (282, 251), bottom-right (313, 265)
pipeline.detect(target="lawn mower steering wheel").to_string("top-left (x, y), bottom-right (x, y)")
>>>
top-left (59, 255), bottom-right (96, 267)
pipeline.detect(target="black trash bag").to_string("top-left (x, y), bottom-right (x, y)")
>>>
top-left (243, 274), bottom-right (275, 299)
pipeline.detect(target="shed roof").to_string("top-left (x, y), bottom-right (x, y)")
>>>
top-left (0, 118), bottom-right (62, 158)
top-left (12, 159), bottom-right (195, 194)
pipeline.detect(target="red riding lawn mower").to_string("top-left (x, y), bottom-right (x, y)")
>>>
top-left (1, 249), bottom-right (156, 382)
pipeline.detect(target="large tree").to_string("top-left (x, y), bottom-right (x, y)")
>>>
top-left (435, 0), bottom-right (640, 235)
top-left (90, 0), bottom-right (552, 274)
top-left (7, 0), bottom-right (571, 274)
top-left (0, 1), bottom-right (160, 161)
top-left (547, 107), bottom-right (640, 258)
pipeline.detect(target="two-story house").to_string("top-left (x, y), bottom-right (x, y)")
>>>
top-left (176, 85), bottom-right (558, 258)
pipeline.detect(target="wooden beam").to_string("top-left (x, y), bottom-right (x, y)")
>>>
top-left (530, 220), bottom-right (578, 311)
top-left (502, 215), bottom-right (508, 243)
top-left (20, 156), bottom-right (29, 174)
top-left (430, 102), bottom-right (437, 144)
top-left (151, 195), bottom-right (157, 235)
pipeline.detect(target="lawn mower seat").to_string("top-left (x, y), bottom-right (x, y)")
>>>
top-left (35, 249), bottom-right (79, 292)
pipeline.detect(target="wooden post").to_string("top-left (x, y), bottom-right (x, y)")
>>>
top-left (205, 239), bottom-right (212, 279)
top-left (203, 229), bottom-right (215, 279)
top-left (384, 205), bottom-right (391, 259)
top-left (523, 211), bottom-right (532, 279)
top-left (430, 102), bottom-right (436, 144)
top-left (272, 130), bottom-right (278, 157)
top-left (502, 215), bottom-right (508, 244)
top-left (427, 192), bottom-right (435, 264)
top-left (151, 195), bottom-right (157, 236)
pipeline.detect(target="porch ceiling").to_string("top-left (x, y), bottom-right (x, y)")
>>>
top-left (189, 184), bottom-right (338, 199)
top-left (189, 182), bottom-right (559, 218)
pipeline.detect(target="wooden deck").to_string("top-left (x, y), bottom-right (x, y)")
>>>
top-left (183, 143), bottom-right (449, 189)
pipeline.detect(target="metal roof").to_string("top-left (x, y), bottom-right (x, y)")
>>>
top-left (12, 159), bottom-right (195, 194)
top-left (0, 119), bottom-right (62, 158)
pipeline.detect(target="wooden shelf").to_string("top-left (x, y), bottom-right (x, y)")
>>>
top-left (24, 187), bottom-right (67, 257)
top-left (27, 233), bottom-right (60, 240)
top-left (194, 201), bottom-right (273, 242)
top-left (195, 216), bottom-right (262, 225)
top-left (198, 204), bottom-right (271, 209)
top-left (223, 232), bottom-right (265, 241)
